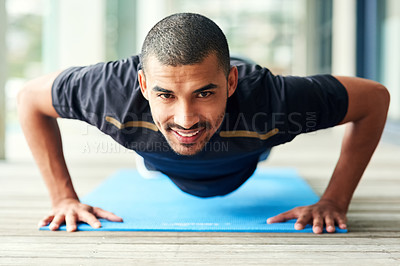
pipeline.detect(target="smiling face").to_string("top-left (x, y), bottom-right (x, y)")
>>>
top-left (138, 53), bottom-right (238, 156)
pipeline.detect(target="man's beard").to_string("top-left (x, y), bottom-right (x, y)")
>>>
top-left (162, 110), bottom-right (226, 156)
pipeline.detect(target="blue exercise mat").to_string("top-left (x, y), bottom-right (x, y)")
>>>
top-left (40, 168), bottom-right (347, 233)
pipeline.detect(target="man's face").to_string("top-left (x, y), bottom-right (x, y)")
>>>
top-left (138, 53), bottom-right (238, 156)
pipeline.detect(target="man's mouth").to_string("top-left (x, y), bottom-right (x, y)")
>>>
top-left (171, 128), bottom-right (205, 144)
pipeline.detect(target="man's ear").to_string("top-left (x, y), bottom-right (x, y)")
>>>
top-left (138, 70), bottom-right (148, 100)
top-left (227, 66), bottom-right (238, 97)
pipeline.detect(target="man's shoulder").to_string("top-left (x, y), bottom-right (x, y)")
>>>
top-left (57, 55), bottom-right (142, 84)
top-left (230, 56), bottom-right (275, 87)
top-left (230, 57), bottom-right (276, 100)
top-left (230, 56), bottom-right (264, 77)
top-left (52, 54), bottom-right (146, 119)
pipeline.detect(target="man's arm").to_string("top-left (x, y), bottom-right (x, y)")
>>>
top-left (17, 71), bottom-right (122, 232)
top-left (267, 76), bottom-right (390, 234)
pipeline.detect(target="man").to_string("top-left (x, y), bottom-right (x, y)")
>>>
top-left (18, 13), bottom-right (390, 234)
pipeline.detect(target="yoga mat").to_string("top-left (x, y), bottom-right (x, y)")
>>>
top-left (40, 168), bottom-right (347, 233)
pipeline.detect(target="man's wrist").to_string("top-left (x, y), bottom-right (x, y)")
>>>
top-left (50, 191), bottom-right (79, 207)
top-left (319, 195), bottom-right (350, 212)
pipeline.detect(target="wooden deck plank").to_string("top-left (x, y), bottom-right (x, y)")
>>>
top-left (1, 128), bottom-right (400, 264)
top-left (1, 235), bottom-right (400, 245)
top-left (1, 245), bottom-right (400, 259)
top-left (0, 258), bottom-right (398, 266)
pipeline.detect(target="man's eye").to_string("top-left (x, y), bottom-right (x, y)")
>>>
top-left (198, 91), bottom-right (213, 98)
top-left (159, 93), bottom-right (174, 99)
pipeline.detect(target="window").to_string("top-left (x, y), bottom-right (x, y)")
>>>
top-left (168, 0), bottom-right (307, 75)
top-left (356, 0), bottom-right (400, 123)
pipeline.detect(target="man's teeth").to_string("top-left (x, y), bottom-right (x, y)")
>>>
top-left (176, 130), bottom-right (199, 137)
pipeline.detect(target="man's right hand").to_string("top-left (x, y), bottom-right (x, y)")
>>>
top-left (17, 71), bottom-right (123, 232)
top-left (39, 198), bottom-right (123, 232)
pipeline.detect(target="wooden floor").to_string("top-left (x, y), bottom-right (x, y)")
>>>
top-left (1, 121), bottom-right (400, 265)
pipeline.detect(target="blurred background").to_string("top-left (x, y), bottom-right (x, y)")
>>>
top-left (0, 0), bottom-right (399, 162)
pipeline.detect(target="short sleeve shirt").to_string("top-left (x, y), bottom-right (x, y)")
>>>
top-left (52, 55), bottom-right (348, 197)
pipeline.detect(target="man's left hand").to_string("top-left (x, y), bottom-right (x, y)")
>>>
top-left (266, 199), bottom-right (348, 234)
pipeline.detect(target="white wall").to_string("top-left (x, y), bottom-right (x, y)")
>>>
top-left (382, 0), bottom-right (400, 120)
top-left (43, 0), bottom-right (106, 71)
top-left (135, 0), bottom-right (170, 53)
top-left (331, 0), bottom-right (356, 76)
top-left (0, 0), bottom-right (6, 159)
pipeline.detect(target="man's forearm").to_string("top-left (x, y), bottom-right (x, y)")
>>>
top-left (320, 96), bottom-right (389, 211)
top-left (18, 90), bottom-right (78, 206)
top-left (17, 74), bottom-right (123, 232)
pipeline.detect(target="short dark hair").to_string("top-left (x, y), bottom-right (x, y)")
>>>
top-left (141, 13), bottom-right (230, 77)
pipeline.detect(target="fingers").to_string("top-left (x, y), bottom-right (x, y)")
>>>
top-left (49, 214), bottom-right (65, 231)
top-left (41, 200), bottom-right (121, 232)
top-left (294, 212), bottom-right (312, 230)
top-left (93, 207), bottom-right (123, 222)
top-left (326, 213), bottom-right (347, 233)
top-left (312, 215), bottom-right (324, 234)
top-left (297, 212), bottom-right (347, 234)
top-left (325, 215), bottom-right (336, 233)
top-left (78, 212), bottom-right (102, 229)
top-left (267, 210), bottom-right (298, 224)
top-left (335, 214), bottom-right (347, 230)
top-left (38, 215), bottom-right (54, 228)
top-left (267, 203), bottom-right (348, 234)
top-left (66, 212), bottom-right (78, 232)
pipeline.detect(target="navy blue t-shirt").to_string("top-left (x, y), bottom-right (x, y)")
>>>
top-left (52, 55), bottom-right (348, 197)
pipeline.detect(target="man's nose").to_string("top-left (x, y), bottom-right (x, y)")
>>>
top-left (173, 102), bottom-right (200, 129)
